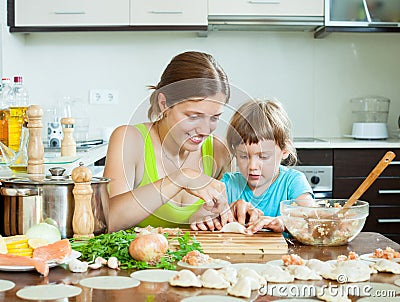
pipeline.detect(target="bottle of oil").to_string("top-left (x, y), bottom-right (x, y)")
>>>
top-left (8, 76), bottom-right (29, 152)
top-left (0, 78), bottom-right (12, 146)
top-left (9, 122), bottom-right (28, 173)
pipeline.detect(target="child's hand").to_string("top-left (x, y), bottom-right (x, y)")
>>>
top-left (229, 199), bottom-right (263, 225)
top-left (245, 216), bottom-right (285, 234)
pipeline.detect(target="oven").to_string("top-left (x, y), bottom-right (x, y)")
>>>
top-left (291, 166), bottom-right (333, 199)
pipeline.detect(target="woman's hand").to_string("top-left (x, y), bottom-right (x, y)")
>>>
top-left (246, 216), bottom-right (285, 234)
top-left (229, 200), bottom-right (263, 225)
top-left (174, 169), bottom-right (234, 228)
top-left (189, 208), bottom-right (229, 231)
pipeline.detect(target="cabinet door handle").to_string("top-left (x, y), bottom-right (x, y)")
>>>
top-left (378, 218), bottom-right (400, 223)
top-left (389, 161), bottom-right (400, 165)
top-left (378, 190), bottom-right (400, 194)
top-left (149, 11), bottom-right (183, 15)
top-left (54, 11), bottom-right (86, 15)
top-left (248, 0), bottom-right (280, 3)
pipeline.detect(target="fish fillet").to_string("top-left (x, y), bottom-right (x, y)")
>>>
top-left (0, 254), bottom-right (49, 276)
top-left (33, 239), bottom-right (72, 263)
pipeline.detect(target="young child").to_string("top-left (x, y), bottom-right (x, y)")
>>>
top-left (222, 99), bottom-right (314, 233)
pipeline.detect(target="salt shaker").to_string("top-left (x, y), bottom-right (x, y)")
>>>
top-left (26, 105), bottom-right (44, 174)
top-left (61, 117), bottom-right (76, 157)
top-left (72, 163), bottom-right (94, 238)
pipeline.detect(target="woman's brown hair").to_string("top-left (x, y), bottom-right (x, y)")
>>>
top-left (226, 99), bottom-right (298, 166)
top-left (148, 51), bottom-right (230, 121)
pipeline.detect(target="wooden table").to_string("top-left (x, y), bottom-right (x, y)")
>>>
top-left (0, 232), bottom-right (399, 301)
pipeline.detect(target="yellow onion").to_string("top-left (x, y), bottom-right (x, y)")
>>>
top-left (129, 234), bottom-right (168, 262)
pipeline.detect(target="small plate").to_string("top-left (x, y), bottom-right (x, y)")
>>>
top-left (130, 269), bottom-right (177, 282)
top-left (177, 259), bottom-right (230, 269)
top-left (0, 250), bottom-right (81, 272)
top-left (181, 295), bottom-right (245, 302)
top-left (360, 253), bottom-right (400, 263)
top-left (231, 262), bottom-right (271, 273)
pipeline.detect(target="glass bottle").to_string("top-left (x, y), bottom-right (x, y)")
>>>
top-left (8, 76), bottom-right (29, 152)
top-left (0, 78), bottom-right (12, 146)
top-left (9, 122), bottom-right (29, 173)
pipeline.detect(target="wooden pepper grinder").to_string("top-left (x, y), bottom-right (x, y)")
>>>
top-left (61, 117), bottom-right (76, 157)
top-left (26, 105), bottom-right (44, 174)
top-left (72, 163), bottom-right (94, 238)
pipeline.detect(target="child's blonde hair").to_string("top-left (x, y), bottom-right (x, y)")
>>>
top-left (226, 99), bottom-right (297, 166)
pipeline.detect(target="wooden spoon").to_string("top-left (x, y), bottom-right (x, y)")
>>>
top-left (311, 151), bottom-right (396, 242)
top-left (338, 150), bottom-right (396, 215)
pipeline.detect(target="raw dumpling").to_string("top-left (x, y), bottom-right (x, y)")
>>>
top-left (220, 222), bottom-right (246, 234)
top-left (322, 260), bottom-right (371, 283)
top-left (286, 265), bottom-right (322, 281)
top-left (227, 276), bottom-right (252, 299)
top-left (260, 264), bottom-right (294, 283)
top-left (218, 266), bottom-right (238, 285)
top-left (168, 269), bottom-right (202, 287)
top-left (305, 259), bottom-right (334, 275)
top-left (371, 259), bottom-right (400, 274)
top-left (200, 269), bottom-right (230, 289)
top-left (237, 268), bottom-right (266, 290)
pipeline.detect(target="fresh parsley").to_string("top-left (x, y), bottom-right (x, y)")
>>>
top-left (70, 229), bottom-right (202, 270)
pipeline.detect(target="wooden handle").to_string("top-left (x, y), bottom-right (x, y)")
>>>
top-left (72, 164), bottom-right (94, 238)
top-left (26, 105), bottom-right (44, 174)
top-left (342, 151), bottom-right (396, 210)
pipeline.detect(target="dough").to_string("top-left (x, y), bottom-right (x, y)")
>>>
top-left (237, 267), bottom-right (266, 289)
top-left (130, 269), bottom-right (177, 283)
top-left (305, 259), bottom-right (334, 275)
top-left (286, 265), bottom-right (322, 281)
top-left (16, 284), bottom-right (81, 300)
top-left (322, 260), bottom-right (371, 283)
top-left (217, 265), bottom-right (238, 285)
top-left (200, 269), bottom-right (230, 289)
top-left (169, 269), bottom-right (202, 288)
top-left (227, 276), bottom-right (252, 298)
top-left (371, 259), bottom-right (400, 274)
top-left (79, 276), bottom-right (140, 290)
top-left (260, 264), bottom-right (294, 283)
top-left (220, 222), bottom-right (246, 234)
top-left (0, 280), bottom-right (15, 292)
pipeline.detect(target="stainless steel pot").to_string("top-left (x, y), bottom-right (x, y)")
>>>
top-left (0, 168), bottom-right (110, 238)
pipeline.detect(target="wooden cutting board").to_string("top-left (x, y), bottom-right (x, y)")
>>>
top-left (185, 230), bottom-right (288, 255)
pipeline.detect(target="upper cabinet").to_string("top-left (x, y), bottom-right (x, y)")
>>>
top-left (8, 0), bottom-right (207, 31)
top-left (13, 0), bottom-right (130, 27)
top-left (209, 0), bottom-right (324, 16)
top-left (208, 0), bottom-right (324, 32)
top-left (130, 0), bottom-right (208, 26)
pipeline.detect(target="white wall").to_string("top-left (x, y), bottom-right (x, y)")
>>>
top-left (2, 10), bottom-right (400, 140)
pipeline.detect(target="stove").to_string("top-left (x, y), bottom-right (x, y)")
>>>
top-left (291, 165), bottom-right (333, 199)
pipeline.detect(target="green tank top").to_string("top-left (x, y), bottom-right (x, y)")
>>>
top-left (134, 124), bottom-right (214, 228)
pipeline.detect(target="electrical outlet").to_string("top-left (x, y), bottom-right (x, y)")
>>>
top-left (89, 89), bottom-right (119, 104)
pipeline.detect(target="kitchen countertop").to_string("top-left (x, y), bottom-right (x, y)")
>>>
top-left (294, 137), bottom-right (400, 149)
top-left (0, 232), bottom-right (398, 301)
top-left (0, 143), bottom-right (108, 178)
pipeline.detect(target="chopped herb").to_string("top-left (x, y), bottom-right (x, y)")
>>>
top-left (70, 229), bottom-right (202, 270)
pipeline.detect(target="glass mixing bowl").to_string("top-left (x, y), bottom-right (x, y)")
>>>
top-left (280, 199), bottom-right (369, 246)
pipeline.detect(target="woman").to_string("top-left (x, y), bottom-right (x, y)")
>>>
top-left (104, 51), bottom-right (245, 232)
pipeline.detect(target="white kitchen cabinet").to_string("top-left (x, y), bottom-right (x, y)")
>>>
top-left (130, 0), bottom-right (208, 26)
top-left (209, 0), bottom-right (323, 16)
top-left (14, 0), bottom-right (130, 27)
